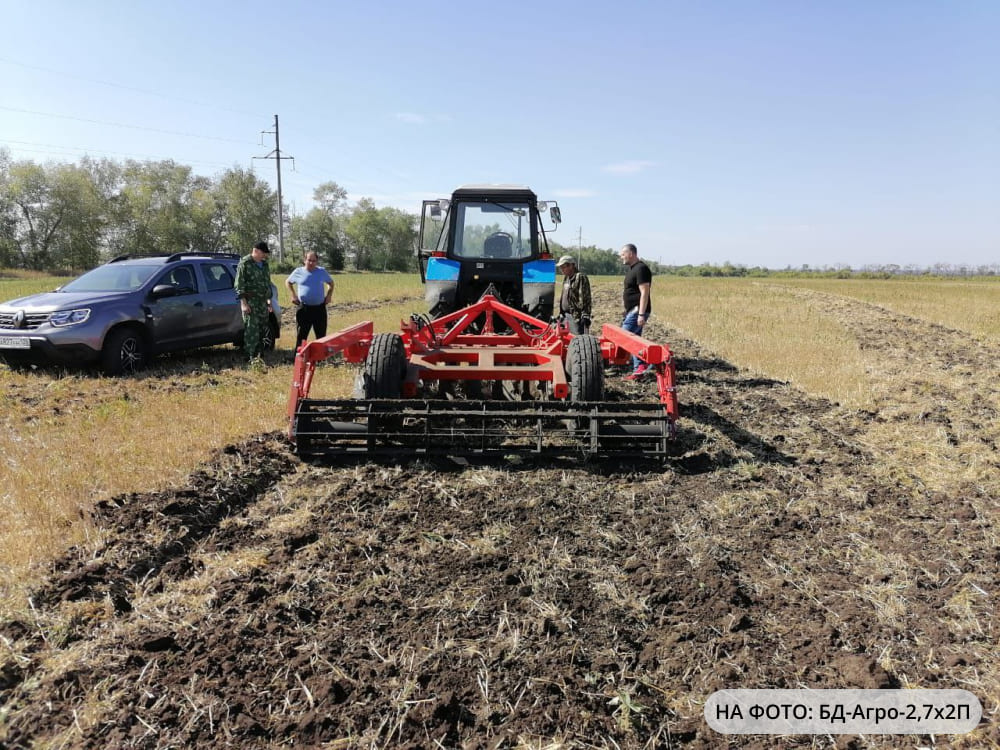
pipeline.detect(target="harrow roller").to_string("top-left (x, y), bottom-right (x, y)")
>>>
top-left (294, 399), bottom-right (673, 459)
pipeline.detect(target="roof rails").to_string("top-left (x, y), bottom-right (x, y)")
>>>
top-left (165, 251), bottom-right (241, 262)
top-left (107, 251), bottom-right (242, 264)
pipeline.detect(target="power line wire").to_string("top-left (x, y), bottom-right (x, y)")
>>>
top-left (0, 138), bottom-right (236, 168)
top-left (0, 105), bottom-right (257, 145)
top-left (279, 122), bottom-right (428, 189)
top-left (2, 56), bottom-right (447, 197)
top-left (0, 55), bottom-right (262, 118)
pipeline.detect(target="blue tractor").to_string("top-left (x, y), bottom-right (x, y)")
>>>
top-left (417, 185), bottom-right (562, 321)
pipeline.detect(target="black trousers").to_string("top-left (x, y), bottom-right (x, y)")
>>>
top-left (295, 304), bottom-right (328, 349)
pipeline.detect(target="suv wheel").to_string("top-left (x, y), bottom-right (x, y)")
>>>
top-left (102, 327), bottom-right (148, 375)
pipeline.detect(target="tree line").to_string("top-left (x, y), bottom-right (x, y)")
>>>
top-left (544, 242), bottom-right (676, 276)
top-left (545, 243), bottom-right (1000, 279)
top-left (0, 150), bottom-right (416, 273)
top-left (4, 150), bottom-right (993, 279)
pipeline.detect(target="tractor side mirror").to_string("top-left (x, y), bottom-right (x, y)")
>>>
top-left (549, 206), bottom-right (562, 225)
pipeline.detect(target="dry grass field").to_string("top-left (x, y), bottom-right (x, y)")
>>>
top-left (1, 273), bottom-right (997, 748)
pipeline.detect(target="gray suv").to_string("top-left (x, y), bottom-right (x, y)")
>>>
top-left (0, 253), bottom-right (281, 374)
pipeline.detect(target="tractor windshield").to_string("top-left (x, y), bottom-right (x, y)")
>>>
top-left (452, 201), bottom-right (534, 260)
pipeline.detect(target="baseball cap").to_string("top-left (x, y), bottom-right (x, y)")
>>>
top-left (557, 255), bottom-right (576, 267)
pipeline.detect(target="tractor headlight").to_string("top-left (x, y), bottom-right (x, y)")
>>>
top-left (49, 308), bottom-right (91, 327)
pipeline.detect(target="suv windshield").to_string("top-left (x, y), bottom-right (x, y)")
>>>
top-left (60, 264), bottom-right (161, 293)
top-left (453, 201), bottom-right (534, 260)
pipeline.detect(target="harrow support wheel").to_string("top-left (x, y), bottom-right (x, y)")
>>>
top-left (364, 333), bottom-right (406, 398)
top-left (568, 334), bottom-right (604, 402)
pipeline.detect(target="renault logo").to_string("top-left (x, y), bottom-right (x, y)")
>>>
top-left (13, 310), bottom-right (26, 329)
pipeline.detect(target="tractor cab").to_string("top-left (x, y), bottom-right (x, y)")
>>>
top-left (417, 185), bottom-right (562, 320)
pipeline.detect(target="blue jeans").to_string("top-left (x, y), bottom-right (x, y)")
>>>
top-left (622, 310), bottom-right (645, 372)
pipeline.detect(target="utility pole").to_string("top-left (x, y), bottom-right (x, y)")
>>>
top-left (253, 115), bottom-right (294, 263)
top-left (577, 227), bottom-right (583, 252)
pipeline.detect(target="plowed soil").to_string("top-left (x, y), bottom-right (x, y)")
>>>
top-left (1, 287), bottom-right (997, 748)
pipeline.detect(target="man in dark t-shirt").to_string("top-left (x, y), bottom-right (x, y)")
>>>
top-left (620, 243), bottom-right (653, 379)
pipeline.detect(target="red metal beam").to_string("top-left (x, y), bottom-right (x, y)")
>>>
top-left (404, 296), bottom-right (568, 354)
top-left (287, 321), bottom-right (374, 438)
top-left (654, 358), bottom-right (680, 429)
top-left (598, 323), bottom-right (667, 365)
top-left (407, 346), bottom-right (569, 398)
top-left (430, 295), bottom-right (555, 347)
top-left (297, 320), bottom-right (373, 365)
top-left (596, 324), bottom-right (679, 423)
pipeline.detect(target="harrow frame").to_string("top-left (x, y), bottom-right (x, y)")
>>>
top-left (287, 295), bottom-right (679, 458)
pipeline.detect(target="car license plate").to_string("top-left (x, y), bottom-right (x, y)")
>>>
top-left (0, 336), bottom-right (31, 349)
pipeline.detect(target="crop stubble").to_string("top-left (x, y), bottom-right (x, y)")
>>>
top-left (0, 286), bottom-right (997, 748)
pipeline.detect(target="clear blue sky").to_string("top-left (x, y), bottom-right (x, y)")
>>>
top-left (3, 0), bottom-right (997, 269)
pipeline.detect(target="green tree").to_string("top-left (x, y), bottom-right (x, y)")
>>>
top-left (4, 160), bottom-right (60, 268)
top-left (0, 149), bottom-right (21, 267)
top-left (187, 178), bottom-right (221, 253)
top-left (373, 206), bottom-right (417, 271)
top-left (212, 166), bottom-right (276, 254)
top-left (112, 160), bottom-right (211, 257)
top-left (345, 198), bottom-right (379, 270)
top-left (49, 163), bottom-right (108, 270)
top-left (313, 181), bottom-right (348, 215)
top-left (287, 180), bottom-right (350, 269)
top-left (0, 153), bottom-right (121, 270)
top-left (78, 157), bottom-right (123, 262)
top-left (548, 241), bottom-right (623, 275)
top-left (1, 159), bottom-right (111, 270)
top-left (292, 208), bottom-right (346, 270)
top-left (345, 199), bottom-right (416, 271)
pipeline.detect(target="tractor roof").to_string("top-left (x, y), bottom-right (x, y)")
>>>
top-left (452, 184), bottom-right (537, 201)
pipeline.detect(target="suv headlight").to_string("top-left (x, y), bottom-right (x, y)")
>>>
top-left (49, 308), bottom-right (91, 327)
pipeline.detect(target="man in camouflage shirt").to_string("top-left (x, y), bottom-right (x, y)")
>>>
top-left (235, 241), bottom-right (273, 361)
top-left (557, 255), bottom-right (592, 334)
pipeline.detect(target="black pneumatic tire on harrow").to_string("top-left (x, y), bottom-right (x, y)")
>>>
top-left (364, 333), bottom-right (406, 398)
top-left (568, 334), bottom-right (604, 402)
top-left (566, 334), bottom-right (605, 450)
top-left (361, 333), bottom-right (407, 449)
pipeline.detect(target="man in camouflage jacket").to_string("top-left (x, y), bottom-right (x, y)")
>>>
top-left (235, 241), bottom-right (273, 360)
top-left (557, 255), bottom-right (592, 334)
